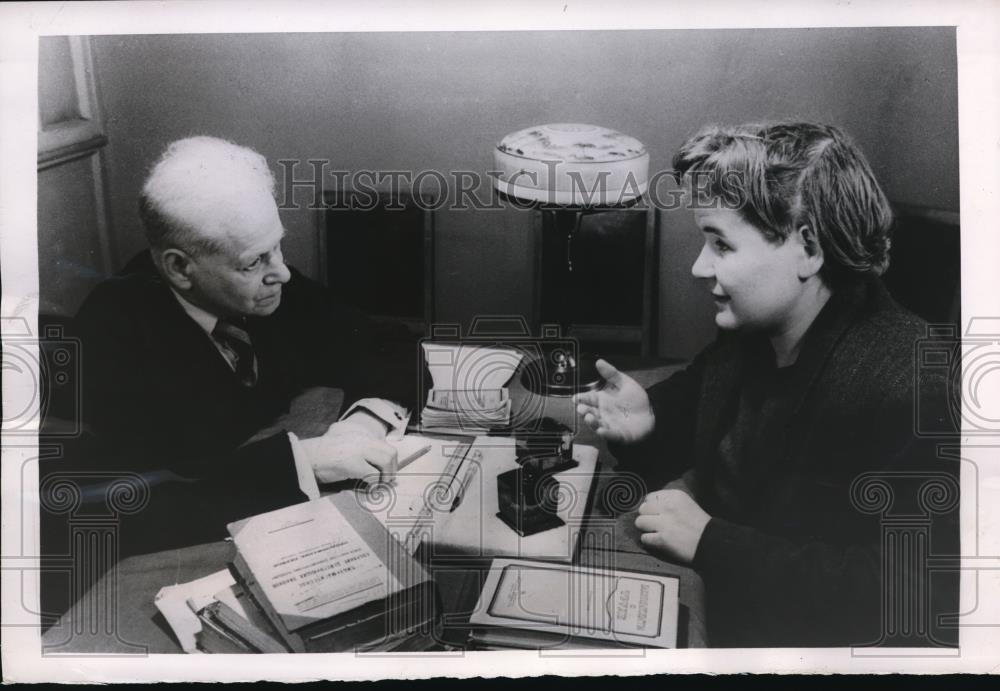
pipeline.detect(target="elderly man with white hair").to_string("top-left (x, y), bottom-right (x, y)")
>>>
top-left (73, 136), bottom-right (407, 549)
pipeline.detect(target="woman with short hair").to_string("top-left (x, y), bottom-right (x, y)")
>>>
top-left (576, 122), bottom-right (958, 647)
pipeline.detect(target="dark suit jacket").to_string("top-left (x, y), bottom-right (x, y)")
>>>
top-left (70, 251), bottom-right (409, 548)
top-left (612, 277), bottom-right (959, 647)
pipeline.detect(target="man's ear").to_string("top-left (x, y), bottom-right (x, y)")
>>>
top-left (795, 225), bottom-right (825, 280)
top-left (158, 248), bottom-right (195, 290)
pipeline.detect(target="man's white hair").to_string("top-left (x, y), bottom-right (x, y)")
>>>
top-left (139, 136), bottom-right (277, 255)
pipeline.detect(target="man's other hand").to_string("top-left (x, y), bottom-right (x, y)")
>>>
top-left (299, 418), bottom-right (398, 485)
top-left (573, 359), bottom-right (655, 444)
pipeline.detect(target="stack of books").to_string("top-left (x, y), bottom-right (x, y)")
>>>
top-left (224, 493), bottom-right (437, 653)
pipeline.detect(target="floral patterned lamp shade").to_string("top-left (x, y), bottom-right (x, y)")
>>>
top-left (493, 123), bottom-right (649, 206)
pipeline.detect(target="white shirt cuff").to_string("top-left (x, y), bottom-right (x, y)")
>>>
top-left (339, 398), bottom-right (410, 440)
top-left (287, 431), bottom-right (321, 500)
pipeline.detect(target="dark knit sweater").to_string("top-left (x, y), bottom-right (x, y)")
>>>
top-left (611, 278), bottom-right (959, 647)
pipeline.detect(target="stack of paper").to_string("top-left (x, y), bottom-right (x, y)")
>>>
top-left (360, 435), bottom-right (598, 561)
top-left (419, 343), bottom-right (522, 433)
top-left (154, 569), bottom-right (242, 654)
top-left (419, 388), bottom-right (511, 431)
top-left (154, 570), bottom-right (289, 654)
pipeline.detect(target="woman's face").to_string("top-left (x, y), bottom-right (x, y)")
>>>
top-left (690, 207), bottom-right (811, 333)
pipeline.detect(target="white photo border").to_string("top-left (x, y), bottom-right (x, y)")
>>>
top-left (2, 0), bottom-right (998, 681)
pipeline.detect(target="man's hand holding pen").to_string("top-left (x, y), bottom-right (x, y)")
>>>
top-left (299, 414), bottom-right (399, 486)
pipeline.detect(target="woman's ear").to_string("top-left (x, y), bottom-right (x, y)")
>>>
top-left (796, 224), bottom-right (825, 280)
top-left (158, 248), bottom-right (195, 290)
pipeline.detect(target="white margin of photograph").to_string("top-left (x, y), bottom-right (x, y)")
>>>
top-left (1, 0), bottom-right (998, 682)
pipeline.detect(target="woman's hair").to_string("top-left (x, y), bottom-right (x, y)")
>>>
top-left (672, 122), bottom-right (893, 280)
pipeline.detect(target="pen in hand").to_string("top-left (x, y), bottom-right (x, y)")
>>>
top-left (397, 443), bottom-right (432, 471)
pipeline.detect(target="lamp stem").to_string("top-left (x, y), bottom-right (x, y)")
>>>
top-left (566, 209), bottom-right (584, 273)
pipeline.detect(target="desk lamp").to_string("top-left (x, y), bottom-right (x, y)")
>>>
top-left (492, 123), bottom-right (650, 395)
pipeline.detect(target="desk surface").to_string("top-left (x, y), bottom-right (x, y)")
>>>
top-left (41, 363), bottom-right (704, 653)
top-left (40, 487), bottom-right (706, 654)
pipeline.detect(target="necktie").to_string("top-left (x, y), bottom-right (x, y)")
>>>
top-left (212, 318), bottom-right (258, 388)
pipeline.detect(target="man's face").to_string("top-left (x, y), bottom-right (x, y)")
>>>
top-left (689, 207), bottom-right (808, 333)
top-left (184, 197), bottom-right (291, 318)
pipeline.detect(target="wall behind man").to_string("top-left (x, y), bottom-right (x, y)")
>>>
top-left (88, 27), bottom-right (957, 359)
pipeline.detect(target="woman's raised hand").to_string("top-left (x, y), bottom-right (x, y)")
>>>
top-left (573, 359), bottom-right (654, 444)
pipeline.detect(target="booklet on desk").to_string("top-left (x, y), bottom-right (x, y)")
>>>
top-left (226, 493), bottom-right (436, 653)
top-left (468, 558), bottom-right (679, 650)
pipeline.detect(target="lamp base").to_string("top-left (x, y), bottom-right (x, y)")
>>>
top-left (520, 344), bottom-right (604, 397)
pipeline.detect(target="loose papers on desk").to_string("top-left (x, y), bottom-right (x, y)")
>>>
top-left (419, 343), bottom-right (522, 433)
top-left (154, 569), bottom-right (241, 653)
top-left (358, 435), bottom-right (598, 561)
top-left (355, 435), bottom-right (473, 553)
